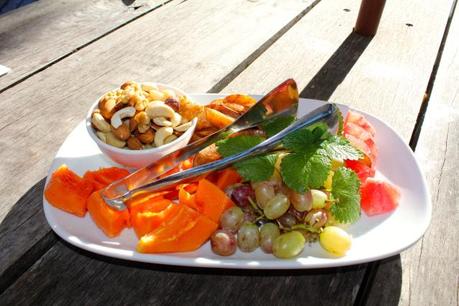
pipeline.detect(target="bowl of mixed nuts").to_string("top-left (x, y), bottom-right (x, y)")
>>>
top-left (86, 81), bottom-right (197, 168)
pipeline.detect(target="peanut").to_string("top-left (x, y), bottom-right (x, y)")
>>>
top-left (137, 129), bottom-right (155, 144)
top-left (111, 123), bottom-right (130, 141)
top-left (127, 136), bottom-right (143, 150)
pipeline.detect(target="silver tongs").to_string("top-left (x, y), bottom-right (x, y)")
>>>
top-left (103, 103), bottom-right (338, 210)
top-left (101, 79), bottom-right (299, 208)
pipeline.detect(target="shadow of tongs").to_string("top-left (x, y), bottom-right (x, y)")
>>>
top-left (103, 103), bottom-right (338, 210)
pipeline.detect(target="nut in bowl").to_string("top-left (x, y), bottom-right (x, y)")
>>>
top-left (86, 81), bottom-right (197, 169)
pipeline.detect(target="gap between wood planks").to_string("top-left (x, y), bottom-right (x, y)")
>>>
top-left (354, 1), bottom-right (458, 305)
top-left (0, 0), bottom-right (174, 95)
top-left (0, 0), bottom-right (324, 294)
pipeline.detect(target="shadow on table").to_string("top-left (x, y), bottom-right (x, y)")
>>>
top-left (300, 31), bottom-right (373, 101)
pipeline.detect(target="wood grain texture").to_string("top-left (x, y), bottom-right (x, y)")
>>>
top-left (0, 0), bottom-right (321, 297)
top-left (0, 0), bottom-right (315, 219)
top-left (0, 179), bottom-right (58, 292)
top-left (0, 0), bottom-right (168, 91)
top-left (366, 5), bottom-right (459, 305)
top-left (225, 0), bottom-right (452, 141)
top-left (0, 240), bottom-right (366, 305)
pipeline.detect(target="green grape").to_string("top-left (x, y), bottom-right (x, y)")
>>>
top-left (211, 229), bottom-right (237, 256)
top-left (319, 226), bottom-right (352, 257)
top-left (252, 182), bottom-right (275, 209)
top-left (237, 222), bottom-right (260, 252)
top-left (263, 193), bottom-right (290, 220)
top-left (288, 189), bottom-right (312, 212)
top-left (311, 189), bottom-right (327, 209)
top-left (272, 231), bottom-right (306, 259)
top-left (259, 223), bottom-right (280, 253)
top-left (277, 212), bottom-right (297, 228)
top-left (220, 207), bottom-right (244, 233)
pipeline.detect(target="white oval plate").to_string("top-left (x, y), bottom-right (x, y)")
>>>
top-left (43, 95), bottom-right (431, 269)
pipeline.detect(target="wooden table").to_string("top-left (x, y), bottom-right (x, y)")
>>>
top-left (0, 0), bottom-right (457, 305)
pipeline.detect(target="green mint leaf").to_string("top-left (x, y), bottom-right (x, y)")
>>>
top-left (282, 126), bottom-right (325, 155)
top-left (280, 153), bottom-right (308, 192)
top-left (321, 136), bottom-right (363, 161)
top-left (261, 115), bottom-right (295, 137)
top-left (330, 167), bottom-right (361, 224)
top-left (216, 135), bottom-right (264, 157)
top-left (280, 151), bottom-right (331, 192)
top-left (234, 153), bottom-right (277, 182)
top-left (307, 149), bottom-right (333, 188)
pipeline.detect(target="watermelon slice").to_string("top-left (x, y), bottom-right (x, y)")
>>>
top-left (360, 178), bottom-right (400, 216)
top-left (344, 110), bottom-right (376, 137)
top-left (345, 160), bottom-right (375, 183)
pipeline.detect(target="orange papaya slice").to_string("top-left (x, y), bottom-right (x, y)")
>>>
top-left (44, 165), bottom-right (93, 217)
top-left (87, 191), bottom-right (130, 238)
top-left (131, 200), bottom-right (181, 238)
top-left (195, 179), bottom-right (234, 222)
top-left (178, 186), bottom-right (199, 211)
top-left (216, 167), bottom-right (242, 190)
top-left (150, 205), bottom-right (200, 240)
top-left (137, 214), bottom-right (217, 253)
top-left (83, 167), bottom-right (129, 190)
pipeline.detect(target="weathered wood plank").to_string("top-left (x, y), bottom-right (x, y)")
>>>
top-left (0, 179), bottom-right (58, 293)
top-left (0, 240), bottom-right (366, 305)
top-left (225, 0), bottom-right (452, 141)
top-left (367, 4), bottom-right (459, 305)
top-left (0, 0), bottom-right (319, 294)
top-left (0, 0), bottom-right (315, 219)
top-left (0, 0), bottom-right (168, 91)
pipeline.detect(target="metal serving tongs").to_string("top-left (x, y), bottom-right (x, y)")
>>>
top-left (103, 103), bottom-right (339, 210)
top-left (101, 79), bottom-right (300, 210)
top-left (105, 103), bottom-right (339, 209)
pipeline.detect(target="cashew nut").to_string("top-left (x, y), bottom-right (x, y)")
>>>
top-left (106, 131), bottom-right (126, 148)
top-left (111, 106), bottom-right (136, 128)
top-left (154, 127), bottom-right (173, 147)
top-left (146, 89), bottom-right (165, 101)
top-left (174, 121), bottom-right (192, 132)
top-left (96, 131), bottom-right (107, 143)
top-left (92, 112), bottom-right (111, 132)
top-left (153, 117), bottom-right (172, 127)
top-left (164, 134), bottom-right (178, 144)
top-left (141, 84), bottom-right (159, 92)
top-left (170, 112), bottom-right (182, 127)
top-left (145, 102), bottom-right (176, 120)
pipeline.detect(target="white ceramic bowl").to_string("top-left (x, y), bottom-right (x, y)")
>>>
top-left (86, 82), bottom-right (197, 169)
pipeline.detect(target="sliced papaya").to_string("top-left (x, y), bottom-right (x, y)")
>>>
top-left (216, 167), bottom-right (242, 190)
top-left (131, 201), bottom-right (181, 238)
top-left (44, 165), bottom-right (93, 217)
top-left (126, 191), bottom-right (170, 212)
top-left (137, 214), bottom-right (217, 253)
top-left (87, 191), bottom-right (130, 238)
top-left (83, 167), bottom-right (129, 190)
top-left (195, 179), bottom-right (234, 222)
top-left (178, 186), bottom-right (198, 211)
top-left (150, 205), bottom-right (200, 240)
